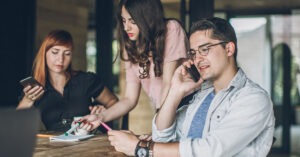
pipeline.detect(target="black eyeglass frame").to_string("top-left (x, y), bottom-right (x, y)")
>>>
top-left (187, 41), bottom-right (228, 59)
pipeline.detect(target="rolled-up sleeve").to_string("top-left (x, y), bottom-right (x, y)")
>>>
top-left (152, 114), bottom-right (178, 142)
top-left (152, 105), bottom-right (189, 142)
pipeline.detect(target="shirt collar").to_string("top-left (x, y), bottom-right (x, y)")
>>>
top-left (227, 68), bottom-right (247, 90)
top-left (199, 68), bottom-right (247, 92)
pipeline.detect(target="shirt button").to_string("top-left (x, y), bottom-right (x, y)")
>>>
top-left (62, 119), bottom-right (67, 125)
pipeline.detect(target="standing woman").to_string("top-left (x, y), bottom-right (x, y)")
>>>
top-left (81, 0), bottom-right (188, 129)
top-left (17, 30), bottom-right (118, 132)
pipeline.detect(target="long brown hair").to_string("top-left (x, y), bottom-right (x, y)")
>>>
top-left (32, 30), bottom-right (74, 86)
top-left (117, 0), bottom-right (167, 79)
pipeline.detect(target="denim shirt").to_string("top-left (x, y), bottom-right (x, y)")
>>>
top-left (152, 69), bottom-right (275, 157)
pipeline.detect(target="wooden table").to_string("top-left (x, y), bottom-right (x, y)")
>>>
top-left (34, 133), bottom-right (127, 157)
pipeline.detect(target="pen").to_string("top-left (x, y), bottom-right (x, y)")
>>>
top-left (37, 134), bottom-right (54, 138)
top-left (100, 121), bottom-right (112, 131)
top-left (64, 122), bottom-right (82, 136)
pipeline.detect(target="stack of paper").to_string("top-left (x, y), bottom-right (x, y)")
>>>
top-left (49, 134), bottom-right (94, 142)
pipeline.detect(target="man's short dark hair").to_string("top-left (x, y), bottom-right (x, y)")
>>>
top-left (189, 17), bottom-right (238, 60)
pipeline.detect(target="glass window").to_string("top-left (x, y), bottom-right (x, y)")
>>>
top-left (230, 14), bottom-right (300, 155)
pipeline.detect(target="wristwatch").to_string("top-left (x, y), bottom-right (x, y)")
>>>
top-left (135, 140), bottom-right (149, 157)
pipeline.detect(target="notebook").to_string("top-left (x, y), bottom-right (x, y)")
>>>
top-left (50, 134), bottom-right (94, 142)
top-left (0, 108), bottom-right (40, 157)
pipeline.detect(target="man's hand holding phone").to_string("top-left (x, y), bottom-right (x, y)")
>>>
top-left (184, 64), bottom-right (201, 82)
top-left (169, 61), bottom-right (203, 98)
top-left (20, 76), bottom-right (45, 101)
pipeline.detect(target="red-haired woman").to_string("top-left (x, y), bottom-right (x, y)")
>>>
top-left (17, 30), bottom-right (118, 132)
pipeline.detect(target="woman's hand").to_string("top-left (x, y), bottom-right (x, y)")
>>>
top-left (108, 130), bottom-right (139, 156)
top-left (78, 105), bottom-right (108, 131)
top-left (78, 114), bottom-right (103, 131)
top-left (17, 85), bottom-right (45, 109)
top-left (23, 85), bottom-right (45, 102)
top-left (89, 105), bottom-right (106, 114)
top-left (71, 120), bottom-right (90, 135)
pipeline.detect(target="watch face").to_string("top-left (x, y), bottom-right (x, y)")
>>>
top-left (137, 147), bottom-right (148, 157)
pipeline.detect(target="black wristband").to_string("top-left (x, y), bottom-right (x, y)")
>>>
top-left (135, 140), bottom-right (150, 157)
top-left (135, 140), bottom-right (142, 156)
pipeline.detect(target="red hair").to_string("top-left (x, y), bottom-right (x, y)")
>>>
top-left (32, 30), bottom-right (74, 86)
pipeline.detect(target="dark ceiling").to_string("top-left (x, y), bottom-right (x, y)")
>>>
top-left (162, 0), bottom-right (300, 14)
top-left (215, 0), bottom-right (300, 11)
top-left (88, 0), bottom-right (300, 27)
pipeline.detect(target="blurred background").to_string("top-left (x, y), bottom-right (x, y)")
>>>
top-left (1, 0), bottom-right (300, 156)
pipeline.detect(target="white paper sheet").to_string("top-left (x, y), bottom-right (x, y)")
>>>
top-left (49, 134), bottom-right (94, 142)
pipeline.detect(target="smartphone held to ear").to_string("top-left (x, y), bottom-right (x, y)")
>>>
top-left (185, 64), bottom-right (200, 82)
top-left (19, 76), bottom-right (45, 90)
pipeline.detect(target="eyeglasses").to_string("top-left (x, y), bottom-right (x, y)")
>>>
top-left (187, 41), bottom-right (228, 60)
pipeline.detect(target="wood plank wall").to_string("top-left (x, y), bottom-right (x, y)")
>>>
top-left (36, 0), bottom-right (89, 71)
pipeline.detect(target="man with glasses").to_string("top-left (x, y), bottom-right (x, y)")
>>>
top-left (103, 17), bottom-right (275, 157)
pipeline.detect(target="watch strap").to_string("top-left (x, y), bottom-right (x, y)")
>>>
top-left (135, 140), bottom-right (142, 156)
top-left (135, 140), bottom-right (149, 157)
top-left (148, 141), bottom-right (154, 157)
